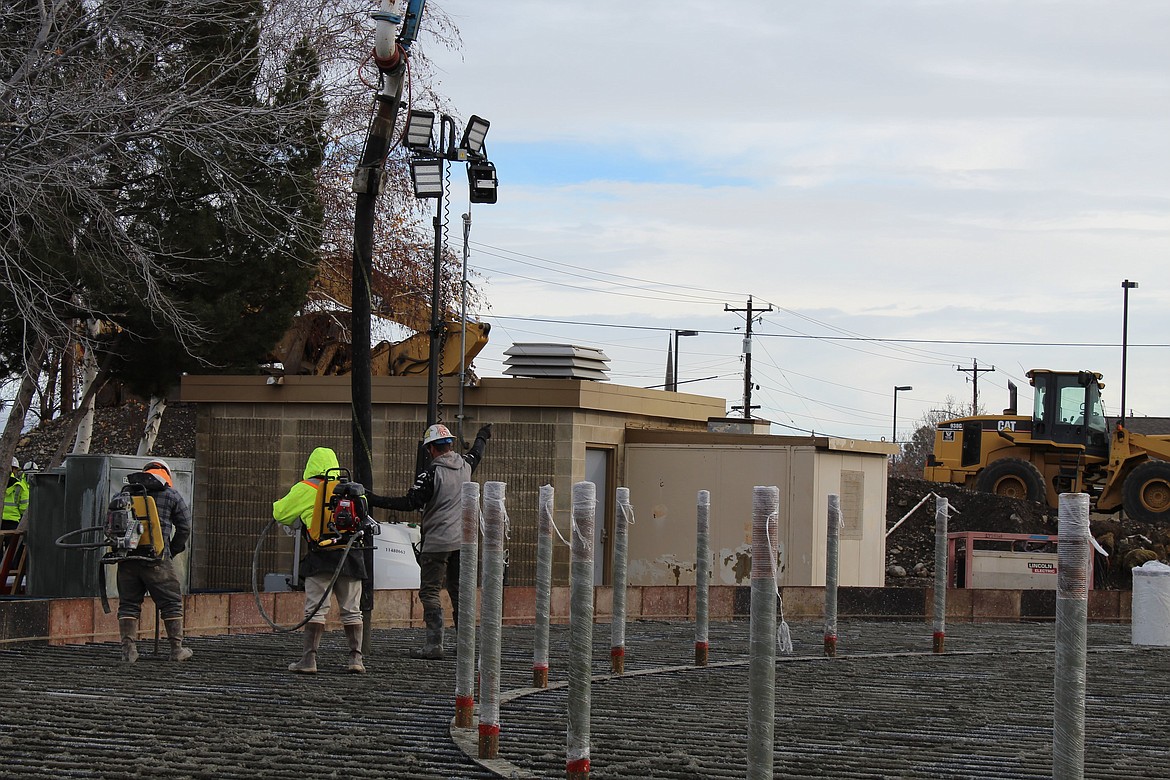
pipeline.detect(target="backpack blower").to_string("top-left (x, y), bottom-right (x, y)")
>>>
top-left (251, 468), bottom-right (379, 632)
top-left (55, 476), bottom-right (167, 614)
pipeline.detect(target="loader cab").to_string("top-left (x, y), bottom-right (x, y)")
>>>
top-left (1027, 369), bottom-right (1109, 458)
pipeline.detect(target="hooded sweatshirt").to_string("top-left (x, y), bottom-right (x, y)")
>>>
top-left (273, 447), bottom-right (366, 580)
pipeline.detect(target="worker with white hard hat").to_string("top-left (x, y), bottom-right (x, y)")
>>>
top-left (114, 459), bottom-right (194, 663)
top-left (368, 422), bottom-right (492, 659)
top-left (2, 458), bottom-right (29, 532)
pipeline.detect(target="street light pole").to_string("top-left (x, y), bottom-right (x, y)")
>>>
top-left (425, 117), bottom-right (456, 428)
top-left (671, 330), bottom-right (698, 392)
top-left (405, 110), bottom-right (498, 429)
top-left (893, 385), bottom-right (913, 443)
top-left (1121, 279), bottom-right (1138, 427)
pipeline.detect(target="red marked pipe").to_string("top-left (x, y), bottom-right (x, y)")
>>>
top-left (610, 645), bottom-right (625, 674)
top-left (567, 757), bottom-right (591, 779)
top-left (478, 722), bottom-right (500, 759)
top-left (454, 695), bottom-right (474, 728)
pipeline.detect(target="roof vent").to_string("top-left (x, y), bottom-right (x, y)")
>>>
top-left (503, 343), bottom-right (610, 381)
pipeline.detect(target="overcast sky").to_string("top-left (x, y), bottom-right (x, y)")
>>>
top-left (415, 1), bottom-right (1170, 442)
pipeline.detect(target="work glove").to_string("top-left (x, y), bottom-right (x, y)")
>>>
top-left (280, 523), bottom-right (297, 537)
top-left (476, 423), bottom-right (492, 441)
top-left (169, 541), bottom-right (186, 557)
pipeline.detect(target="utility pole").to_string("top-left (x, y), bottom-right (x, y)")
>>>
top-left (956, 359), bottom-right (994, 415)
top-left (726, 296), bottom-right (773, 419)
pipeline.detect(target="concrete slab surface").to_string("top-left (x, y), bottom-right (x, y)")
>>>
top-left (0, 619), bottom-right (1163, 778)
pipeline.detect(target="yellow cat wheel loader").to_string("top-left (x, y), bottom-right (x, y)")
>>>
top-left (924, 369), bottom-right (1170, 524)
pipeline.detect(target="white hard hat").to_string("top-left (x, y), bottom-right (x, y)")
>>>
top-left (422, 424), bottom-right (454, 446)
top-left (22, 461), bottom-right (37, 471)
top-left (144, 458), bottom-right (172, 473)
top-left (11, 457), bottom-right (19, 469)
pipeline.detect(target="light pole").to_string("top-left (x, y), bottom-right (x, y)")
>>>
top-left (893, 385), bottom-right (913, 443)
top-left (1121, 280), bottom-right (1138, 428)
top-left (404, 110), bottom-right (498, 427)
top-left (671, 330), bottom-right (698, 392)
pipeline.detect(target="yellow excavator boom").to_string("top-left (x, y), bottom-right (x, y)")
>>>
top-left (371, 320), bottom-right (490, 377)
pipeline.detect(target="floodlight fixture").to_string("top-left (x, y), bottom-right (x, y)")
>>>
top-left (459, 115), bottom-right (490, 157)
top-left (410, 157), bottom-right (444, 198)
top-left (466, 159), bottom-right (498, 204)
top-left (404, 109), bottom-right (436, 151)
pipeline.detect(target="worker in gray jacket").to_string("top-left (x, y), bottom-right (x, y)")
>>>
top-left (368, 422), bottom-right (490, 659)
top-left (116, 459), bottom-right (193, 663)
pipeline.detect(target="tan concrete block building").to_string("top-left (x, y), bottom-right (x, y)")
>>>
top-left (180, 374), bottom-right (895, 592)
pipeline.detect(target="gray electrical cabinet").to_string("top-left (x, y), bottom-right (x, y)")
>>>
top-left (24, 455), bottom-right (195, 598)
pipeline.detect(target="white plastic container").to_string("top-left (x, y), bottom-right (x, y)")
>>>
top-left (1131, 560), bottom-right (1170, 646)
top-left (374, 522), bottom-right (422, 589)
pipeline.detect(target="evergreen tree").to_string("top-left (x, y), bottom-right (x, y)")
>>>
top-left (106, 7), bottom-right (325, 397)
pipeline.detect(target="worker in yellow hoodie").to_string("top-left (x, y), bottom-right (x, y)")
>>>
top-left (2, 458), bottom-right (29, 531)
top-left (273, 447), bottom-right (368, 674)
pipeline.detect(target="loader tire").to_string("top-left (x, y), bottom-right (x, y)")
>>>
top-left (1122, 460), bottom-right (1170, 525)
top-left (975, 458), bottom-right (1046, 503)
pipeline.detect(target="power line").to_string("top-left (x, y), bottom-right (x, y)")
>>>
top-left (472, 241), bottom-right (749, 300)
top-left (484, 315), bottom-right (1168, 349)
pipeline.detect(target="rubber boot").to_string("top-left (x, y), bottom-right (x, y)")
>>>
top-left (289, 622), bottom-right (324, 673)
top-left (163, 618), bottom-right (193, 662)
top-left (119, 618), bottom-right (139, 663)
top-left (344, 623), bottom-right (366, 673)
top-left (411, 608), bottom-right (444, 659)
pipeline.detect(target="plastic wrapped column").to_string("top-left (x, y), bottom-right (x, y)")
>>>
top-left (695, 490), bottom-right (711, 666)
top-left (823, 493), bottom-right (840, 657)
top-left (533, 484), bottom-right (554, 687)
top-left (1053, 492), bottom-right (1089, 780)
top-left (454, 481), bottom-right (481, 728)
top-left (566, 481), bottom-right (595, 780)
top-left (611, 487), bottom-right (631, 674)
top-left (932, 494), bottom-right (948, 653)
top-left (747, 486), bottom-right (779, 780)
top-left (477, 481), bottom-right (506, 759)
top-left (1131, 560), bottom-right (1170, 646)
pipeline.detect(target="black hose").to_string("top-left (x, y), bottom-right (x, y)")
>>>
top-left (251, 518), bottom-right (361, 633)
top-left (54, 526), bottom-right (107, 549)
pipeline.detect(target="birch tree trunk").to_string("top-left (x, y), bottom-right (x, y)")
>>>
top-left (137, 396), bottom-right (167, 457)
top-left (0, 337), bottom-right (48, 484)
top-left (71, 321), bottom-right (102, 456)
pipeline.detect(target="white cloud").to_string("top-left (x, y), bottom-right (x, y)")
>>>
top-left (417, 0), bottom-right (1170, 438)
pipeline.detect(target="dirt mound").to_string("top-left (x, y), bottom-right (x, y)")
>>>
top-left (886, 476), bottom-right (1168, 589)
top-left (885, 477), bottom-right (1053, 587)
top-left (15, 401), bottom-right (197, 467)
